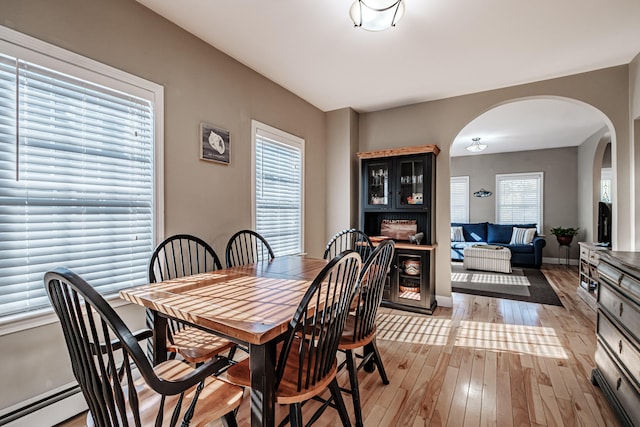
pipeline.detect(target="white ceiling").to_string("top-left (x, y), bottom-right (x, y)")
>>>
top-left (450, 98), bottom-right (608, 157)
top-left (136, 0), bottom-right (639, 154)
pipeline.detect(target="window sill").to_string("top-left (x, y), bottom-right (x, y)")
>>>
top-left (0, 293), bottom-right (132, 337)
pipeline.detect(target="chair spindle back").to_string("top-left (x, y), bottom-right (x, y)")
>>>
top-left (323, 228), bottom-right (374, 263)
top-left (275, 251), bottom-right (362, 392)
top-left (349, 239), bottom-right (395, 343)
top-left (225, 229), bottom-right (275, 267)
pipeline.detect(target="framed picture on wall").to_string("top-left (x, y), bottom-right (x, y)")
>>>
top-left (200, 122), bottom-right (230, 164)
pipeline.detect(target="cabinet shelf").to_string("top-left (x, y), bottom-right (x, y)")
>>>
top-left (577, 242), bottom-right (608, 309)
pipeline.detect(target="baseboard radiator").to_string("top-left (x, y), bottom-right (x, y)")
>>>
top-left (0, 384), bottom-right (87, 427)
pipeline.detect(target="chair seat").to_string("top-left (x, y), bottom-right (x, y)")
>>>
top-left (167, 326), bottom-right (236, 364)
top-left (338, 314), bottom-right (376, 351)
top-left (226, 344), bottom-right (338, 405)
top-left (87, 360), bottom-right (243, 427)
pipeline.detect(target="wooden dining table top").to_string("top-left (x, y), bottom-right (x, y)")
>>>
top-left (119, 255), bottom-right (329, 345)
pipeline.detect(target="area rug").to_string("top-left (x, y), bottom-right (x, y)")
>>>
top-left (451, 263), bottom-right (563, 306)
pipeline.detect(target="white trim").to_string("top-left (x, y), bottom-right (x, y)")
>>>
top-left (0, 25), bottom-right (165, 245)
top-left (450, 175), bottom-right (469, 223)
top-left (542, 256), bottom-right (579, 266)
top-left (436, 295), bottom-right (453, 308)
top-left (0, 382), bottom-right (86, 427)
top-left (0, 26), bottom-right (161, 99)
top-left (251, 120), bottom-right (305, 255)
top-left (0, 25), bottom-right (165, 326)
top-left (0, 295), bottom-right (133, 337)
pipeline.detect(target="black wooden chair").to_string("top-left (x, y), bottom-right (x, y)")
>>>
top-left (324, 228), bottom-right (374, 263)
top-left (338, 239), bottom-right (395, 427)
top-left (45, 267), bottom-right (243, 427)
top-left (148, 234), bottom-right (235, 364)
top-left (225, 229), bottom-right (275, 267)
top-left (226, 251), bottom-right (362, 426)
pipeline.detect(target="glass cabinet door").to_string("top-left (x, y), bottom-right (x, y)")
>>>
top-left (364, 160), bottom-right (391, 209)
top-left (396, 253), bottom-right (423, 305)
top-left (396, 156), bottom-right (425, 208)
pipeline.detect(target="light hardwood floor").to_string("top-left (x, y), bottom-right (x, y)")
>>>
top-left (57, 264), bottom-right (620, 426)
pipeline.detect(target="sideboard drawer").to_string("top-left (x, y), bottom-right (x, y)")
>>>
top-left (620, 273), bottom-right (640, 302)
top-left (595, 345), bottom-right (640, 426)
top-left (599, 282), bottom-right (640, 344)
top-left (599, 262), bottom-right (623, 288)
top-left (595, 253), bottom-right (640, 427)
top-left (597, 311), bottom-right (640, 391)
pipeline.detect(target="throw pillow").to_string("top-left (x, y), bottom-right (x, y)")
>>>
top-left (451, 226), bottom-right (465, 242)
top-left (509, 227), bottom-right (536, 245)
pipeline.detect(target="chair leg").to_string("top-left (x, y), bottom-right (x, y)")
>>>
top-left (227, 344), bottom-right (237, 360)
top-left (366, 340), bottom-right (389, 385)
top-left (289, 403), bottom-right (303, 427)
top-left (345, 349), bottom-right (364, 427)
top-left (221, 411), bottom-right (238, 427)
top-left (329, 378), bottom-right (351, 427)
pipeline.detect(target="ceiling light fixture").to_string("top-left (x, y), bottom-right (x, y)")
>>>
top-left (466, 137), bottom-right (487, 153)
top-left (349, 0), bottom-right (405, 32)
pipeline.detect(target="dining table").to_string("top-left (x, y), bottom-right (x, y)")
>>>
top-left (119, 255), bottom-right (329, 427)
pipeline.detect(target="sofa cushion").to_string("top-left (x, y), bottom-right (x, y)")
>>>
top-left (452, 222), bottom-right (487, 242)
top-left (487, 223), bottom-right (536, 244)
top-left (451, 226), bottom-right (465, 242)
top-left (509, 227), bottom-right (537, 245)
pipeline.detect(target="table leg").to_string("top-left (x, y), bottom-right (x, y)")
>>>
top-left (147, 309), bottom-right (168, 365)
top-left (249, 341), bottom-right (277, 427)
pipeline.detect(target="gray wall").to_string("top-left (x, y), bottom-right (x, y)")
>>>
top-left (326, 108), bottom-right (360, 237)
top-left (450, 147), bottom-right (579, 260)
top-left (0, 0), bottom-right (327, 413)
top-left (578, 128), bottom-right (611, 244)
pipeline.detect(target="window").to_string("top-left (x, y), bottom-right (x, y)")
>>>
top-left (450, 176), bottom-right (469, 223)
top-left (0, 27), bottom-right (163, 319)
top-left (496, 172), bottom-right (543, 231)
top-left (252, 121), bottom-right (304, 257)
top-left (601, 167), bottom-right (612, 202)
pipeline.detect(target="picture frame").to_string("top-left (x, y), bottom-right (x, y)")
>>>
top-left (200, 122), bottom-right (230, 164)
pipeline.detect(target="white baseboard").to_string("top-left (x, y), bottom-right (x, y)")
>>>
top-left (542, 256), bottom-right (578, 266)
top-left (1, 385), bottom-right (86, 427)
top-left (436, 295), bottom-right (453, 308)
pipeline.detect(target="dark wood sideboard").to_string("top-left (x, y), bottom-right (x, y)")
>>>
top-left (593, 251), bottom-right (640, 426)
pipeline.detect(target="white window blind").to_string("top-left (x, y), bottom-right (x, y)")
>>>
top-left (0, 46), bottom-right (157, 317)
top-left (496, 172), bottom-right (543, 231)
top-left (450, 176), bottom-right (469, 223)
top-left (252, 121), bottom-right (304, 257)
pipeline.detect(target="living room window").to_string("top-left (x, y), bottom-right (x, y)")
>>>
top-left (496, 172), bottom-right (543, 231)
top-left (450, 176), bottom-right (469, 223)
top-left (0, 27), bottom-right (163, 320)
top-left (252, 120), bottom-right (304, 256)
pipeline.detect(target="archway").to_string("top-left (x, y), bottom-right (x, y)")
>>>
top-left (449, 96), bottom-right (615, 265)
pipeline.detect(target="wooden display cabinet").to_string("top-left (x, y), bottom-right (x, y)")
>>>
top-left (358, 145), bottom-right (439, 314)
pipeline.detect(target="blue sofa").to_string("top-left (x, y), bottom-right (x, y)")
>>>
top-left (451, 222), bottom-right (546, 268)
